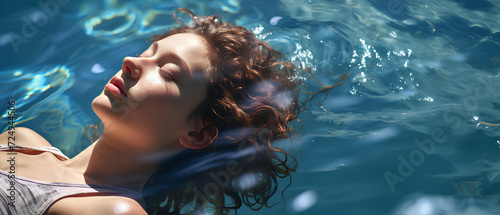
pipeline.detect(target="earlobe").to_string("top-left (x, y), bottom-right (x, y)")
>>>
top-left (179, 128), bottom-right (212, 149)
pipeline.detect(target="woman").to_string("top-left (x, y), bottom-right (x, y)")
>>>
top-left (0, 8), bottom-right (301, 215)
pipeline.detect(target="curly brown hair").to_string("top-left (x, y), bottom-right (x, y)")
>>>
top-left (135, 8), bottom-right (302, 215)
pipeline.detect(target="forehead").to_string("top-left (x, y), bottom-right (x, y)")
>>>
top-left (156, 33), bottom-right (206, 48)
top-left (156, 33), bottom-right (210, 77)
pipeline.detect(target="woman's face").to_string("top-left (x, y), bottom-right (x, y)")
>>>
top-left (92, 33), bottom-right (211, 150)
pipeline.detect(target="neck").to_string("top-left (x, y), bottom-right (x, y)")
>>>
top-left (65, 131), bottom-right (183, 191)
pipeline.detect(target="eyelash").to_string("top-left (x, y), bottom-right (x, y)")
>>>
top-left (158, 67), bottom-right (177, 82)
top-left (135, 52), bottom-right (177, 82)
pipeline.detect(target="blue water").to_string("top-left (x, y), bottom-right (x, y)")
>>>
top-left (1, 0), bottom-right (500, 214)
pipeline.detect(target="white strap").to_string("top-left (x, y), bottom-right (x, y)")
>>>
top-left (0, 145), bottom-right (69, 160)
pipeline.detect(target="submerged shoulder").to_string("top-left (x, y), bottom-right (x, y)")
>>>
top-left (0, 127), bottom-right (53, 148)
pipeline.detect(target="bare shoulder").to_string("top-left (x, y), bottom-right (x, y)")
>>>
top-left (93, 196), bottom-right (147, 215)
top-left (0, 127), bottom-right (53, 148)
top-left (48, 195), bottom-right (147, 215)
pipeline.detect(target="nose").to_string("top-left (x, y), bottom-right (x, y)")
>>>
top-left (122, 56), bottom-right (142, 80)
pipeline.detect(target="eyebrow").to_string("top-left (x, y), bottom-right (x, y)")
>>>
top-left (165, 52), bottom-right (191, 78)
top-left (152, 42), bottom-right (192, 80)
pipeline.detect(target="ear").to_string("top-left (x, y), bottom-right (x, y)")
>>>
top-left (179, 127), bottom-right (212, 150)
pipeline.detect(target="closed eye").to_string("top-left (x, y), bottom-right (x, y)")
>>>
top-left (159, 67), bottom-right (177, 82)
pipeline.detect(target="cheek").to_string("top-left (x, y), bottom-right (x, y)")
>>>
top-left (127, 101), bottom-right (190, 143)
top-left (136, 72), bottom-right (180, 99)
top-left (145, 70), bottom-right (165, 85)
top-left (181, 80), bottom-right (207, 107)
top-left (129, 90), bottom-right (189, 132)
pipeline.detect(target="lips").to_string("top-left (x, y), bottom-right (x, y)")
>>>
top-left (105, 76), bottom-right (127, 97)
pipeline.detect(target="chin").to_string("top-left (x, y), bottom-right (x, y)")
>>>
top-left (91, 95), bottom-right (123, 136)
top-left (91, 92), bottom-right (138, 136)
top-left (92, 92), bottom-right (120, 125)
top-left (92, 90), bottom-right (127, 115)
top-left (92, 92), bottom-right (109, 113)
